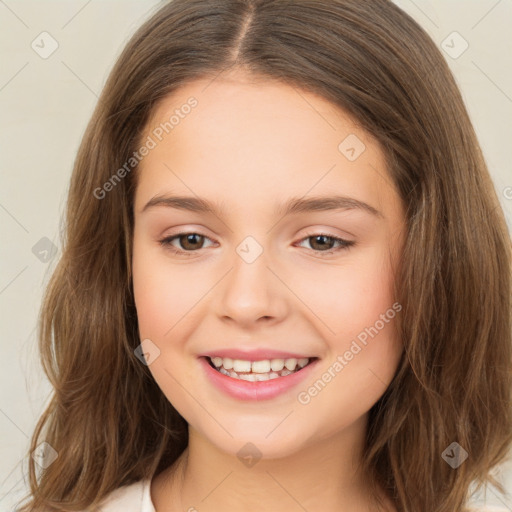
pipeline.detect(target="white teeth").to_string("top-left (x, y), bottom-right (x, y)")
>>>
top-left (238, 373), bottom-right (257, 382)
top-left (209, 356), bottom-right (313, 381)
top-left (233, 359), bottom-right (251, 372)
top-left (298, 358), bottom-right (309, 368)
top-left (251, 360), bottom-right (271, 373)
top-left (284, 358), bottom-right (297, 371)
top-left (270, 359), bottom-right (285, 371)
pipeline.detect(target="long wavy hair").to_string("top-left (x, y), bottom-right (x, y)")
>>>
top-left (17, 1), bottom-right (512, 511)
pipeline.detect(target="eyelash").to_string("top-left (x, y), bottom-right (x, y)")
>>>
top-left (158, 231), bottom-right (355, 257)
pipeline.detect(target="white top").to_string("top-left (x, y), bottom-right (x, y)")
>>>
top-left (96, 479), bottom-right (155, 512)
top-left (94, 478), bottom-right (508, 512)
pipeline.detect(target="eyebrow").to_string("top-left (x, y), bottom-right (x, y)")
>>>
top-left (141, 194), bottom-right (384, 219)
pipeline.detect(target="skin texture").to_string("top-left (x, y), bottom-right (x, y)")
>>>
top-left (132, 69), bottom-right (405, 512)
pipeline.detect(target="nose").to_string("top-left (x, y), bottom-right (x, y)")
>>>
top-left (216, 249), bottom-right (289, 328)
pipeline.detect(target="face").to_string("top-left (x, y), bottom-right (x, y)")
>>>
top-left (132, 70), bottom-right (406, 460)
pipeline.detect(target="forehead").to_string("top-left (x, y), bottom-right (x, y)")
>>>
top-left (134, 72), bottom-right (401, 222)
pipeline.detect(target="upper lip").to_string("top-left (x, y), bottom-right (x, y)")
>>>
top-left (199, 349), bottom-right (317, 361)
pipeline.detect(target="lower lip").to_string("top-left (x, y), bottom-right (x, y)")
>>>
top-left (199, 357), bottom-right (319, 401)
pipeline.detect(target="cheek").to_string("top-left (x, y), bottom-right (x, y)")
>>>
top-left (131, 238), bottom-right (197, 412)
top-left (294, 245), bottom-right (402, 397)
top-left (336, 248), bottom-right (402, 372)
top-left (291, 244), bottom-right (398, 340)
top-left (132, 237), bottom-right (183, 338)
top-left (295, 257), bottom-right (402, 439)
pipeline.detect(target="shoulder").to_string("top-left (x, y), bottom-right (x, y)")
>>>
top-left (95, 478), bottom-right (155, 512)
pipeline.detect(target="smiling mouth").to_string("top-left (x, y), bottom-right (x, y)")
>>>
top-left (205, 356), bottom-right (318, 381)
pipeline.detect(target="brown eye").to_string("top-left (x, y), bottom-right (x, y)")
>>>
top-left (159, 232), bottom-right (215, 255)
top-left (177, 233), bottom-right (205, 251)
top-left (308, 235), bottom-right (337, 251)
top-left (296, 232), bottom-right (355, 255)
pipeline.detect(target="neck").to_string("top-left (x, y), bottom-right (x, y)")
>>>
top-left (151, 413), bottom-right (393, 512)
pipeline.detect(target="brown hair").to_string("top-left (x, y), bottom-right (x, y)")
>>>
top-left (17, 1), bottom-right (512, 511)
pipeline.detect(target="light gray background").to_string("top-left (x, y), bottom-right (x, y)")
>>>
top-left (0, 0), bottom-right (511, 510)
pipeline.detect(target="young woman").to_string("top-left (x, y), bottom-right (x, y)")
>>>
top-left (17, 1), bottom-right (512, 511)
